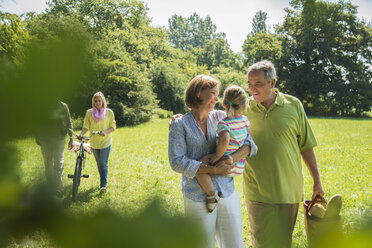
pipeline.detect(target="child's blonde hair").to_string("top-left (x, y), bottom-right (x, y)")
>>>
top-left (223, 85), bottom-right (247, 118)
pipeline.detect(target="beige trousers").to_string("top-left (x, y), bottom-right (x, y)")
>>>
top-left (246, 201), bottom-right (299, 248)
top-left (40, 139), bottom-right (65, 192)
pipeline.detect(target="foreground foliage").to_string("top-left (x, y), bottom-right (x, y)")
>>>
top-left (8, 117), bottom-right (372, 247)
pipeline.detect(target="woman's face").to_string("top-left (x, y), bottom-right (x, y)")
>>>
top-left (94, 96), bottom-right (104, 110)
top-left (198, 86), bottom-right (219, 112)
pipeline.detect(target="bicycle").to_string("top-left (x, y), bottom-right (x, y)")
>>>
top-left (67, 129), bottom-right (100, 202)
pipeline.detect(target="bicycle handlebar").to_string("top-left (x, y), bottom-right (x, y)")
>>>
top-left (69, 129), bottom-right (100, 141)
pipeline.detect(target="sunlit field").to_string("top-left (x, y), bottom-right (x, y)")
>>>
top-left (12, 117), bottom-right (372, 247)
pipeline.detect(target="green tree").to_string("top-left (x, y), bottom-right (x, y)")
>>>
top-left (242, 11), bottom-right (282, 67)
top-left (29, 0), bottom-right (166, 125)
top-left (168, 13), bottom-right (239, 69)
top-left (252, 10), bottom-right (268, 35)
top-left (277, 0), bottom-right (372, 116)
top-left (191, 37), bottom-right (238, 70)
top-left (242, 32), bottom-right (282, 66)
top-left (168, 13), bottom-right (223, 50)
top-left (150, 47), bottom-right (208, 114)
top-left (210, 66), bottom-right (248, 95)
top-left (0, 11), bottom-right (31, 66)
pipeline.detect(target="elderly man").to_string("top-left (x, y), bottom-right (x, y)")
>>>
top-left (243, 60), bottom-right (325, 248)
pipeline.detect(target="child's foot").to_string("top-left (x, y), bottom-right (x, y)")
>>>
top-left (206, 191), bottom-right (221, 213)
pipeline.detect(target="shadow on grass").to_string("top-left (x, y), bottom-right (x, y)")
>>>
top-left (62, 187), bottom-right (97, 206)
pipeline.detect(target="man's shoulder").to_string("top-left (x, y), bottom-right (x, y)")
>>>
top-left (281, 92), bottom-right (301, 102)
top-left (279, 92), bottom-right (303, 108)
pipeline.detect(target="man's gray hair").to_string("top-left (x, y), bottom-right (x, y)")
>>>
top-left (247, 60), bottom-right (277, 83)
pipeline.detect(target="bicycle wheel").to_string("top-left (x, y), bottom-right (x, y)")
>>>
top-left (72, 157), bottom-right (82, 202)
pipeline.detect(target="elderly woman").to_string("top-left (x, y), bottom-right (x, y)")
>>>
top-left (80, 92), bottom-right (116, 193)
top-left (168, 75), bottom-right (257, 248)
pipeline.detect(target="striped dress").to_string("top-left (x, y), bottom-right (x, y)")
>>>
top-left (217, 115), bottom-right (250, 177)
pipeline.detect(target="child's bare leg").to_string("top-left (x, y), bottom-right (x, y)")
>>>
top-left (196, 173), bottom-right (216, 202)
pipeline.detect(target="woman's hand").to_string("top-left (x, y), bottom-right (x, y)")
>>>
top-left (213, 156), bottom-right (234, 175)
top-left (99, 130), bottom-right (106, 136)
top-left (199, 153), bottom-right (213, 165)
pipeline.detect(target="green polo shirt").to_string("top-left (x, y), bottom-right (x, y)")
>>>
top-left (243, 89), bottom-right (317, 204)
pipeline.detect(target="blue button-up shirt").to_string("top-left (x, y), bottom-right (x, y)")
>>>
top-left (168, 110), bottom-right (257, 202)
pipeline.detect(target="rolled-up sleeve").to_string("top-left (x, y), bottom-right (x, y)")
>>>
top-left (83, 110), bottom-right (90, 130)
top-left (168, 120), bottom-right (201, 179)
top-left (244, 133), bottom-right (258, 157)
top-left (109, 110), bottom-right (116, 129)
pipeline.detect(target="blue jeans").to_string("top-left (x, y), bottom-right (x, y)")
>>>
top-left (92, 145), bottom-right (111, 188)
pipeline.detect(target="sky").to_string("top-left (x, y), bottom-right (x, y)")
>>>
top-left (1, 0), bottom-right (371, 53)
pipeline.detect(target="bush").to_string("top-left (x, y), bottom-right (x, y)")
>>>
top-left (153, 108), bottom-right (173, 119)
top-left (210, 66), bottom-right (248, 94)
top-left (150, 62), bottom-right (188, 114)
top-left (71, 115), bottom-right (84, 130)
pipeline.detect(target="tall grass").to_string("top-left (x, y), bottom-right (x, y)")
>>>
top-left (12, 117), bottom-right (372, 247)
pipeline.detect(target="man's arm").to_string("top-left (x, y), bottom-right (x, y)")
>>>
top-left (301, 148), bottom-right (325, 199)
top-left (64, 103), bottom-right (74, 149)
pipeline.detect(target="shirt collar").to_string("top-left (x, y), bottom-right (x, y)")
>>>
top-left (249, 88), bottom-right (284, 109)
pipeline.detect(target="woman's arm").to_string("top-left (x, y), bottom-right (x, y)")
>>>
top-left (80, 128), bottom-right (88, 136)
top-left (168, 119), bottom-right (233, 178)
top-left (197, 153), bottom-right (233, 176)
top-left (168, 120), bottom-right (203, 179)
top-left (228, 133), bottom-right (258, 163)
top-left (100, 127), bottom-right (115, 136)
top-left (196, 162), bottom-right (233, 176)
top-left (230, 144), bottom-right (251, 162)
top-left (80, 110), bottom-right (90, 137)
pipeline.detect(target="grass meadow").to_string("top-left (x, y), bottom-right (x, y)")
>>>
top-left (11, 117), bottom-right (372, 247)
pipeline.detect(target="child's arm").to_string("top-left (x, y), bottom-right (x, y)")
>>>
top-left (210, 131), bottom-right (230, 164)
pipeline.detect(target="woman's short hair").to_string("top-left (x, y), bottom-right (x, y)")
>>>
top-left (247, 60), bottom-right (277, 83)
top-left (185, 74), bottom-right (221, 109)
top-left (92, 91), bottom-right (107, 108)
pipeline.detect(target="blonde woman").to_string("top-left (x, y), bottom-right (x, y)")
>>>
top-left (80, 92), bottom-right (116, 193)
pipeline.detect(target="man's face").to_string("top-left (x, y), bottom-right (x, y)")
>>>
top-left (248, 71), bottom-right (275, 105)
